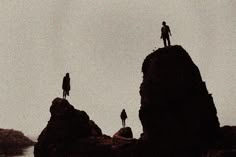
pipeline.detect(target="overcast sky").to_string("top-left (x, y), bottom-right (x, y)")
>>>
top-left (0, 0), bottom-right (235, 138)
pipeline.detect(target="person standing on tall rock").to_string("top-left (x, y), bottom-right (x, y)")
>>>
top-left (62, 73), bottom-right (70, 99)
top-left (160, 21), bottom-right (172, 47)
top-left (120, 109), bottom-right (128, 128)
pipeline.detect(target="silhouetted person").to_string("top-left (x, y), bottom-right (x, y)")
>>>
top-left (161, 21), bottom-right (172, 47)
top-left (62, 73), bottom-right (70, 99)
top-left (120, 109), bottom-right (127, 128)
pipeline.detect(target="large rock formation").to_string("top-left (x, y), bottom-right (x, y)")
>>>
top-left (34, 98), bottom-right (137, 157)
top-left (139, 45), bottom-right (221, 156)
top-left (34, 98), bottom-right (103, 157)
top-left (34, 45), bottom-right (235, 157)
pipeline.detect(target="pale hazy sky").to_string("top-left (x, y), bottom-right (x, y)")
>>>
top-left (0, 1), bottom-right (235, 138)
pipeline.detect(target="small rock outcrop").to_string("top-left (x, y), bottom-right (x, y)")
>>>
top-left (34, 98), bottom-right (102, 157)
top-left (113, 127), bottom-right (133, 139)
top-left (0, 128), bottom-right (34, 156)
top-left (113, 127), bottom-right (135, 145)
top-left (139, 45), bottom-right (221, 156)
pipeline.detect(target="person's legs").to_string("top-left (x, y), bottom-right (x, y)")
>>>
top-left (63, 91), bottom-right (66, 99)
top-left (167, 36), bottom-right (171, 46)
top-left (163, 38), bottom-right (167, 47)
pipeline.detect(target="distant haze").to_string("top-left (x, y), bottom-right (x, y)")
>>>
top-left (0, 1), bottom-right (235, 138)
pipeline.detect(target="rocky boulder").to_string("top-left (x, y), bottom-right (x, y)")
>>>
top-left (113, 127), bottom-right (133, 139)
top-left (113, 127), bottom-right (134, 145)
top-left (34, 98), bottom-right (139, 157)
top-left (139, 45), bottom-right (221, 156)
top-left (220, 126), bottom-right (236, 148)
top-left (0, 129), bottom-right (34, 156)
top-left (34, 98), bottom-right (102, 157)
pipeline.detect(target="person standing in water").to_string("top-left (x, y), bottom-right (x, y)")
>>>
top-left (161, 21), bottom-right (172, 47)
top-left (62, 73), bottom-right (70, 99)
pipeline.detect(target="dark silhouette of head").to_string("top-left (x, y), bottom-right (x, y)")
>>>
top-left (162, 21), bottom-right (166, 26)
top-left (66, 73), bottom-right (69, 77)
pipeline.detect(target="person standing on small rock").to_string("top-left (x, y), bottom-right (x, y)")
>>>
top-left (62, 73), bottom-right (70, 99)
top-left (160, 21), bottom-right (172, 47)
top-left (120, 109), bottom-right (127, 128)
